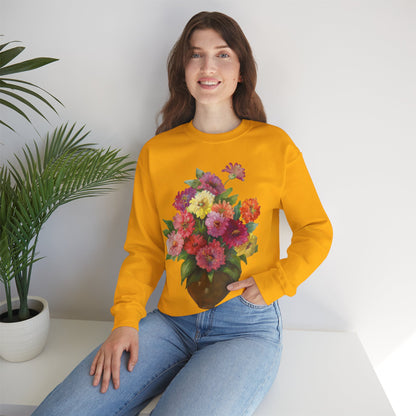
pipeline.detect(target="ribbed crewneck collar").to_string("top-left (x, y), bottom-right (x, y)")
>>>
top-left (184, 119), bottom-right (251, 143)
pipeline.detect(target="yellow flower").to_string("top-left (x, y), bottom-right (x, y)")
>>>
top-left (187, 190), bottom-right (214, 219)
top-left (234, 234), bottom-right (258, 257)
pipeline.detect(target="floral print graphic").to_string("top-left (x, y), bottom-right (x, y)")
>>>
top-left (163, 163), bottom-right (261, 308)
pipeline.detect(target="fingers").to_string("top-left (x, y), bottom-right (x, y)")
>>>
top-left (89, 327), bottom-right (139, 394)
top-left (128, 339), bottom-right (139, 372)
top-left (227, 276), bottom-right (255, 291)
top-left (227, 277), bottom-right (267, 305)
top-left (242, 284), bottom-right (267, 305)
top-left (91, 349), bottom-right (105, 389)
top-left (92, 345), bottom-right (122, 393)
top-left (90, 351), bottom-right (99, 376)
top-left (109, 348), bottom-right (122, 391)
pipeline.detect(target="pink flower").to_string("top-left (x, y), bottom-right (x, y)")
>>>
top-left (198, 172), bottom-right (225, 196)
top-left (173, 188), bottom-right (197, 211)
top-left (222, 163), bottom-right (245, 181)
top-left (223, 219), bottom-right (249, 248)
top-left (184, 235), bottom-right (207, 255)
top-left (211, 201), bottom-right (234, 220)
top-left (205, 211), bottom-right (229, 237)
top-left (196, 240), bottom-right (226, 272)
top-left (166, 231), bottom-right (184, 257)
top-left (173, 211), bottom-right (195, 238)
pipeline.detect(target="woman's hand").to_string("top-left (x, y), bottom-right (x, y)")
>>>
top-left (227, 277), bottom-right (267, 305)
top-left (90, 326), bottom-right (139, 393)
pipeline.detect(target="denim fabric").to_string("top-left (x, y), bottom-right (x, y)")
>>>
top-left (32, 296), bottom-right (283, 416)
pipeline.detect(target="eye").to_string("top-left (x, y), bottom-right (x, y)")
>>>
top-left (218, 52), bottom-right (230, 58)
top-left (191, 53), bottom-right (201, 59)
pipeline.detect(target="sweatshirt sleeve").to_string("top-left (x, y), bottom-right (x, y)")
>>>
top-left (110, 144), bottom-right (165, 330)
top-left (252, 147), bottom-right (333, 304)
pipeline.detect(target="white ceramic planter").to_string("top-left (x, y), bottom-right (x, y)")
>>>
top-left (0, 296), bottom-right (50, 362)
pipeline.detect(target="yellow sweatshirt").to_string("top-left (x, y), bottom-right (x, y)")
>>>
top-left (111, 119), bottom-right (333, 330)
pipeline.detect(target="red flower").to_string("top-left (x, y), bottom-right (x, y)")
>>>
top-left (184, 235), bottom-right (207, 255)
top-left (241, 198), bottom-right (261, 223)
top-left (196, 240), bottom-right (226, 272)
top-left (173, 211), bottom-right (195, 238)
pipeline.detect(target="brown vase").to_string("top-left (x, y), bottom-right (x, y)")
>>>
top-left (187, 270), bottom-right (236, 309)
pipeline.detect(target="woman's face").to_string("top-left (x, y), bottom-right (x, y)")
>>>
top-left (185, 28), bottom-right (241, 109)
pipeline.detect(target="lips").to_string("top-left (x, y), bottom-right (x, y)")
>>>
top-left (198, 78), bottom-right (221, 88)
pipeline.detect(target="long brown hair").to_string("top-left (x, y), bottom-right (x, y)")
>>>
top-left (156, 11), bottom-right (266, 134)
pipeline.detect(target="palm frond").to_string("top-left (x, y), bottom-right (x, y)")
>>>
top-left (0, 39), bottom-right (62, 132)
top-left (1, 123), bottom-right (135, 318)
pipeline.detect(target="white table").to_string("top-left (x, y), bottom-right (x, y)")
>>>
top-left (0, 319), bottom-right (395, 416)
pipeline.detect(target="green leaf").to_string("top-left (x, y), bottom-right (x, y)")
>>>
top-left (239, 254), bottom-right (247, 265)
top-left (196, 218), bottom-right (206, 234)
top-left (196, 168), bottom-right (204, 179)
top-left (0, 97), bottom-right (31, 123)
top-left (228, 194), bottom-right (239, 206)
top-left (217, 188), bottom-right (233, 200)
top-left (0, 39), bottom-right (62, 132)
top-left (178, 251), bottom-right (189, 261)
top-left (0, 41), bottom-right (20, 52)
top-left (207, 270), bottom-right (215, 283)
top-left (221, 265), bottom-right (241, 282)
top-left (0, 46), bottom-right (25, 68)
top-left (246, 222), bottom-right (258, 233)
top-left (181, 256), bottom-right (197, 284)
top-left (0, 80), bottom-right (61, 114)
top-left (0, 57), bottom-right (58, 76)
top-left (227, 253), bottom-right (242, 271)
top-left (0, 119), bottom-right (15, 131)
top-left (184, 179), bottom-right (201, 189)
top-left (163, 219), bottom-right (175, 233)
top-left (0, 89), bottom-right (49, 121)
top-left (0, 78), bottom-right (63, 106)
top-left (233, 201), bottom-right (241, 220)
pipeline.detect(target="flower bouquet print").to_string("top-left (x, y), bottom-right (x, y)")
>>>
top-left (163, 163), bottom-right (261, 309)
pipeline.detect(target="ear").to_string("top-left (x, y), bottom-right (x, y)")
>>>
top-left (238, 74), bottom-right (243, 83)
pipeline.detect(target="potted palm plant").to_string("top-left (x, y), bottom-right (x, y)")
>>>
top-left (0, 40), bottom-right (135, 362)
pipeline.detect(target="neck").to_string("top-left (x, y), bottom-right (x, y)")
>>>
top-left (192, 102), bottom-right (241, 134)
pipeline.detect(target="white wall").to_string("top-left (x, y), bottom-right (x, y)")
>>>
top-left (2, 1), bottom-right (415, 413)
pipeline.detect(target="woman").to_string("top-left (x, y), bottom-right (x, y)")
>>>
top-left (33, 11), bottom-right (332, 416)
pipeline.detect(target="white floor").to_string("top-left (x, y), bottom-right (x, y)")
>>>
top-left (0, 319), bottom-right (395, 416)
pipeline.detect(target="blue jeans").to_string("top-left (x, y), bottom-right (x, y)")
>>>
top-left (32, 296), bottom-right (283, 416)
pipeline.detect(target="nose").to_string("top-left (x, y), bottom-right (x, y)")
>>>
top-left (200, 55), bottom-right (216, 74)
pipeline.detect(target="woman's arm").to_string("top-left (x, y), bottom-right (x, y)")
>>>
top-left (252, 150), bottom-right (333, 304)
top-left (111, 143), bottom-right (165, 330)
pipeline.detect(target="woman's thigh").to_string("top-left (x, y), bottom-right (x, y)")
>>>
top-left (152, 336), bottom-right (282, 416)
top-left (32, 310), bottom-right (190, 416)
top-left (152, 297), bottom-right (283, 416)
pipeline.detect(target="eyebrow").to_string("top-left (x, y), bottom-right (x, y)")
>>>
top-left (191, 45), bottom-right (231, 50)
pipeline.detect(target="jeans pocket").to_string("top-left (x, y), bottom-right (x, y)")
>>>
top-left (238, 295), bottom-right (273, 310)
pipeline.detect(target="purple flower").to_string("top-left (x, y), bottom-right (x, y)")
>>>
top-left (222, 163), bottom-right (245, 181)
top-left (205, 211), bottom-right (229, 237)
top-left (223, 219), bottom-right (249, 248)
top-left (196, 240), bottom-right (226, 272)
top-left (173, 188), bottom-right (197, 211)
top-left (198, 172), bottom-right (225, 196)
